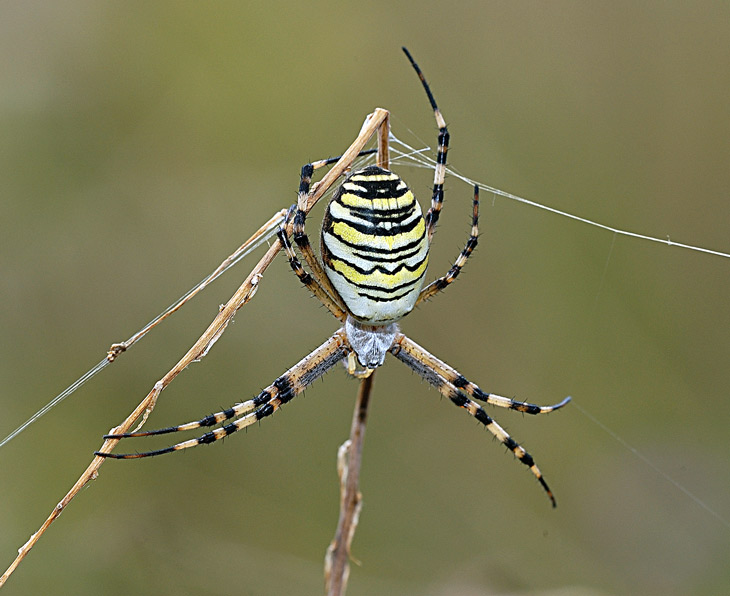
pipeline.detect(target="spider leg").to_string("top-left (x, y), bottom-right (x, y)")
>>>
top-left (278, 224), bottom-right (346, 321)
top-left (309, 149), bottom-right (377, 170)
top-left (390, 333), bottom-right (561, 507)
top-left (417, 185), bottom-right (480, 305)
top-left (96, 329), bottom-right (351, 459)
top-left (290, 145), bottom-right (382, 310)
top-left (291, 163), bottom-right (345, 306)
top-left (392, 333), bottom-right (570, 414)
top-left (102, 395), bottom-right (265, 439)
top-left (402, 47), bottom-right (449, 243)
top-left (284, 142), bottom-right (393, 320)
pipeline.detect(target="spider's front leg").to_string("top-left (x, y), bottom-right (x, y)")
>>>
top-left (97, 329), bottom-right (351, 459)
top-left (393, 333), bottom-right (571, 414)
top-left (390, 333), bottom-right (570, 507)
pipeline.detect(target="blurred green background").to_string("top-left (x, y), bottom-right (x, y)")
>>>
top-left (1, 2), bottom-right (729, 595)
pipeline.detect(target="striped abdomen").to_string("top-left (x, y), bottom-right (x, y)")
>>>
top-left (321, 166), bottom-right (429, 325)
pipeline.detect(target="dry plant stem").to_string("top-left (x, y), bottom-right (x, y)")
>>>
top-left (0, 107), bottom-right (390, 590)
top-left (325, 371), bottom-right (375, 596)
top-left (322, 110), bottom-right (386, 594)
top-left (304, 108), bottom-right (389, 212)
top-left (377, 113), bottom-right (390, 169)
top-left (108, 208), bottom-right (287, 360)
top-left (0, 240), bottom-right (280, 589)
top-left (325, 110), bottom-right (385, 595)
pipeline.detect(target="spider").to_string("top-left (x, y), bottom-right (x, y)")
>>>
top-left (97, 47), bottom-right (570, 507)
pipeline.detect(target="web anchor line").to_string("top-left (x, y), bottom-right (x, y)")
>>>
top-left (389, 134), bottom-right (730, 261)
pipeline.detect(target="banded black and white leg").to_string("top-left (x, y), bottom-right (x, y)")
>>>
top-left (390, 333), bottom-right (570, 507)
top-left (281, 148), bottom-right (381, 314)
top-left (402, 47), bottom-right (449, 242)
top-left (290, 161), bottom-right (344, 304)
top-left (278, 219), bottom-right (346, 321)
top-left (96, 330), bottom-right (351, 459)
top-left (393, 334), bottom-right (571, 414)
top-left (418, 185), bottom-right (480, 304)
top-left (404, 48), bottom-right (480, 305)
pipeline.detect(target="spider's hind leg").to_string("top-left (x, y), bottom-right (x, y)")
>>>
top-left (284, 147), bottom-right (380, 314)
top-left (402, 47), bottom-right (449, 243)
top-left (418, 185), bottom-right (480, 305)
top-left (278, 224), bottom-right (346, 321)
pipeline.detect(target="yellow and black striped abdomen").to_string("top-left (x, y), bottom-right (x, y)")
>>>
top-left (321, 166), bottom-right (429, 325)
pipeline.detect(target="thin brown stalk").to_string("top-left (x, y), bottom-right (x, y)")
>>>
top-left (0, 240), bottom-right (281, 589)
top-left (325, 371), bottom-right (375, 596)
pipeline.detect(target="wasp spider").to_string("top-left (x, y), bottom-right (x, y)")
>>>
top-left (98, 48), bottom-right (570, 506)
